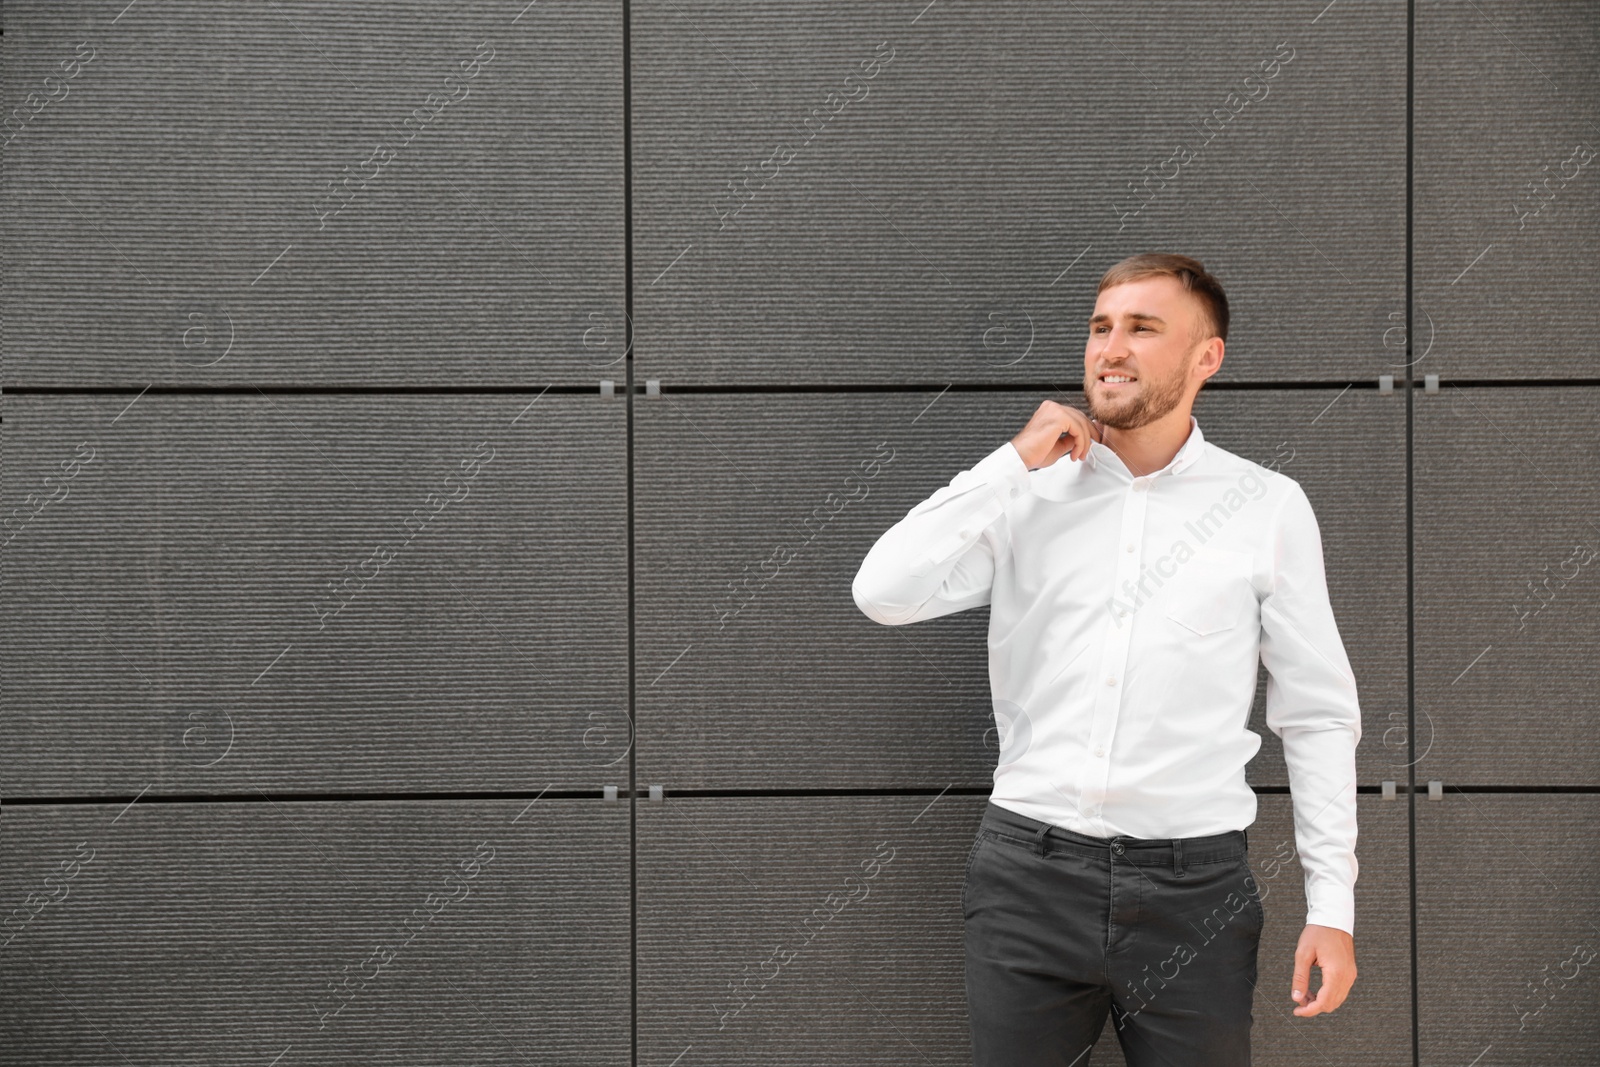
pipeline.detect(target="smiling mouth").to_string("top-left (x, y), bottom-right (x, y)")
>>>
top-left (1099, 375), bottom-right (1137, 388)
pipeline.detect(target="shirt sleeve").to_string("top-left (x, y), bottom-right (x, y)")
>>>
top-left (1259, 479), bottom-right (1363, 936)
top-left (852, 440), bottom-right (1031, 626)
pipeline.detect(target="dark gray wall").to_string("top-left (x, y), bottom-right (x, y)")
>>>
top-left (3, 1), bottom-right (1596, 1064)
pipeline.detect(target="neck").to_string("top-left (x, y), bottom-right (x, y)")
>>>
top-left (1098, 413), bottom-right (1194, 477)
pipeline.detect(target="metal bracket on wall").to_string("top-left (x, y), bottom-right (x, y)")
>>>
top-left (646, 379), bottom-right (660, 396)
top-left (600, 379), bottom-right (616, 397)
top-left (1424, 373), bottom-right (1440, 393)
top-left (649, 784), bottom-right (664, 801)
top-left (1427, 779), bottom-right (1443, 800)
top-left (1378, 374), bottom-right (1394, 394)
top-left (604, 785), bottom-right (619, 802)
top-left (1382, 780), bottom-right (1397, 800)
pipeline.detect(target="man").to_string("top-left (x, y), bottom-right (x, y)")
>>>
top-left (852, 253), bottom-right (1360, 1065)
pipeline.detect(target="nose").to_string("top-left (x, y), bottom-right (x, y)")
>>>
top-left (1095, 334), bottom-right (1131, 358)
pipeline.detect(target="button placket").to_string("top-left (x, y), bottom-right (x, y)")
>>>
top-left (1085, 478), bottom-right (1147, 826)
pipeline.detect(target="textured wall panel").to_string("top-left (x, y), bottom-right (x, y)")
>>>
top-left (1, 1), bottom-right (625, 387)
top-left (1415, 0), bottom-right (1599, 377)
top-left (1229, 793), bottom-right (1412, 1066)
top-left (0, 799), bottom-right (631, 1065)
top-left (636, 794), bottom-right (983, 1066)
top-left (1, 394), bottom-right (631, 795)
top-left (1415, 387), bottom-right (1600, 784)
top-left (631, 0), bottom-right (1405, 385)
top-left (637, 793), bottom-right (1409, 1066)
top-left (634, 389), bottom-right (1400, 789)
top-left (1417, 794), bottom-right (1600, 1065)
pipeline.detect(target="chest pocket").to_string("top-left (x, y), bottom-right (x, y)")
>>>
top-left (1163, 547), bottom-right (1256, 636)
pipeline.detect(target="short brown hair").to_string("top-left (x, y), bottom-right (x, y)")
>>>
top-left (1097, 253), bottom-right (1229, 346)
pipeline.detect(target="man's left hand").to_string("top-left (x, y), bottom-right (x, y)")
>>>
top-left (1291, 923), bottom-right (1356, 1016)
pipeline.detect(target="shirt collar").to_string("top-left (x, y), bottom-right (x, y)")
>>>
top-left (1085, 414), bottom-right (1205, 480)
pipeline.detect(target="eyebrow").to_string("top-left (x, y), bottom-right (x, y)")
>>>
top-left (1088, 312), bottom-right (1167, 327)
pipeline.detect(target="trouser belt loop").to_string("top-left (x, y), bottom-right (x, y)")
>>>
top-left (1034, 823), bottom-right (1051, 857)
top-left (1173, 837), bottom-right (1186, 878)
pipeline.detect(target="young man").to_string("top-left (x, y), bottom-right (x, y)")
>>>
top-left (852, 253), bottom-right (1360, 1065)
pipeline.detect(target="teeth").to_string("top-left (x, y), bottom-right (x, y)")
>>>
top-left (1103, 375), bottom-right (1134, 383)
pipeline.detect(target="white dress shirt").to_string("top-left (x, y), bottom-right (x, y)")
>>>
top-left (852, 415), bottom-right (1361, 935)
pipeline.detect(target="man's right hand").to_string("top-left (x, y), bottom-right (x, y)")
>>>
top-left (1010, 400), bottom-right (1102, 470)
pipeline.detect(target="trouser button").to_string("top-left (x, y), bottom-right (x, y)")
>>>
top-left (1111, 842), bottom-right (1125, 855)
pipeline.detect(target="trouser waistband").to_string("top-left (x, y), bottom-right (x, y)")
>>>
top-left (979, 800), bottom-right (1248, 875)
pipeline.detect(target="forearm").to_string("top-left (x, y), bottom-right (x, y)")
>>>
top-left (1279, 722), bottom-right (1359, 936)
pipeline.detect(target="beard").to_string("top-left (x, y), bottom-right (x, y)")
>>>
top-left (1082, 356), bottom-right (1192, 430)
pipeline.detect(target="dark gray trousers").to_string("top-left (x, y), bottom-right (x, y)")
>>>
top-left (963, 800), bottom-right (1262, 1066)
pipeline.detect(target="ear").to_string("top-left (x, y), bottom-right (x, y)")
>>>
top-left (1194, 336), bottom-right (1224, 377)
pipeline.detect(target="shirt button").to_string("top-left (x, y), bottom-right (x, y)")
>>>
top-left (1133, 479), bottom-right (1148, 491)
top-left (959, 527), bottom-right (972, 538)
top-left (1094, 746), bottom-right (1105, 757)
top-left (1124, 543), bottom-right (1134, 552)
top-left (1105, 676), bottom-right (1117, 686)
top-left (1009, 487), bottom-right (1020, 497)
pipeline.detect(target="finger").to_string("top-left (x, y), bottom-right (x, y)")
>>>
top-left (1041, 436), bottom-right (1069, 468)
top-left (1294, 981), bottom-right (1331, 1017)
top-left (1312, 987), bottom-right (1344, 1014)
top-left (1294, 961), bottom-right (1351, 1016)
top-left (1291, 976), bottom-right (1321, 1015)
top-left (1054, 429), bottom-right (1080, 463)
top-left (1317, 968), bottom-right (1353, 1012)
top-left (1066, 421), bottom-right (1088, 459)
top-left (1291, 949), bottom-right (1314, 1005)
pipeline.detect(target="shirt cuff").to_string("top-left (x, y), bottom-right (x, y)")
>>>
top-left (1305, 891), bottom-right (1355, 937)
top-left (970, 440), bottom-right (1031, 499)
top-left (903, 443), bottom-right (1030, 578)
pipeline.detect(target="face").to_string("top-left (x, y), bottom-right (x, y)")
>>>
top-left (1083, 276), bottom-right (1221, 430)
